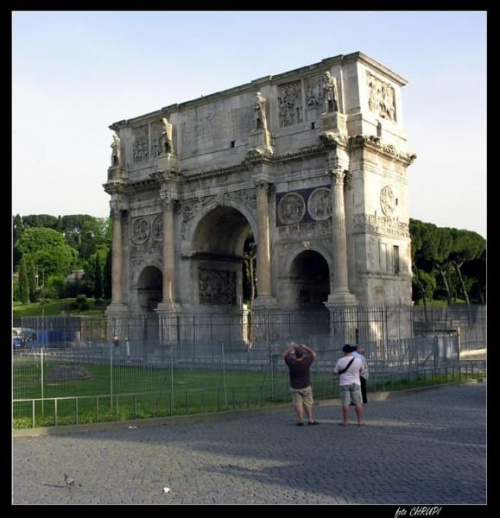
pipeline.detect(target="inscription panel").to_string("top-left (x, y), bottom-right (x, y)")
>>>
top-left (180, 103), bottom-right (253, 156)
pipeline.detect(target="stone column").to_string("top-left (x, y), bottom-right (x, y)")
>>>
top-left (253, 180), bottom-right (277, 308)
top-left (161, 196), bottom-right (176, 307)
top-left (106, 200), bottom-right (129, 341)
top-left (111, 205), bottom-right (124, 305)
top-left (326, 167), bottom-right (357, 306)
top-left (155, 189), bottom-right (179, 345)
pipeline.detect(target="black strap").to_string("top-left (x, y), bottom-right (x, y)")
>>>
top-left (338, 357), bottom-right (355, 375)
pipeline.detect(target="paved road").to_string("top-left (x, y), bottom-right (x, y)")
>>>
top-left (12, 383), bottom-right (486, 505)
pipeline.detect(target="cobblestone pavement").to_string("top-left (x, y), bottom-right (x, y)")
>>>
top-left (12, 383), bottom-right (486, 505)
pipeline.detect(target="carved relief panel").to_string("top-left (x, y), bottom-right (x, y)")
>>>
top-left (367, 72), bottom-right (396, 122)
top-left (277, 81), bottom-right (303, 127)
top-left (304, 75), bottom-right (326, 121)
top-left (199, 268), bottom-right (236, 305)
top-left (130, 214), bottom-right (166, 249)
top-left (131, 217), bottom-right (150, 245)
top-left (380, 186), bottom-right (396, 217)
top-left (276, 186), bottom-right (331, 226)
top-left (151, 215), bottom-right (163, 241)
top-left (132, 125), bottom-right (149, 162)
top-left (307, 188), bottom-right (332, 221)
top-left (150, 121), bottom-right (164, 158)
top-left (277, 193), bottom-right (306, 225)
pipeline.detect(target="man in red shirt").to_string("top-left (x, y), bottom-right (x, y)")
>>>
top-left (283, 342), bottom-right (319, 426)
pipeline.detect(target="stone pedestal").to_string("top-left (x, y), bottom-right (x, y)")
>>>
top-left (324, 302), bottom-right (358, 347)
top-left (107, 165), bottom-right (128, 182)
top-left (320, 112), bottom-right (347, 134)
top-left (248, 129), bottom-right (273, 156)
top-left (105, 303), bottom-right (130, 341)
top-left (155, 303), bottom-right (181, 345)
top-left (156, 153), bottom-right (179, 173)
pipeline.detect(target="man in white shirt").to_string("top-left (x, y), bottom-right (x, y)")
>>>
top-left (333, 344), bottom-right (366, 426)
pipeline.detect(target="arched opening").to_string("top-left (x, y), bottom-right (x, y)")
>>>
top-left (137, 266), bottom-right (162, 344)
top-left (137, 266), bottom-right (163, 312)
top-left (192, 206), bottom-right (254, 308)
top-left (290, 250), bottom-right (330, 309)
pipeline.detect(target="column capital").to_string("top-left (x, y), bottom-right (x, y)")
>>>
top-left (159, 194), bottom-right (178, 211)
top-left (328, 168), bottom-right (349, 185)
top-left (110, 201), bottom-right (128, 218)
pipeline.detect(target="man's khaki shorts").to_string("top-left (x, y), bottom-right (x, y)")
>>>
top-left (340, 383), bottom-right (362, 406)
top-left (290, 386), bottom-right (314, 407)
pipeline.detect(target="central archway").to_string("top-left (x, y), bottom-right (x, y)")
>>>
top-left (188, 205), bottom-right (255, 347)
top-left (191, 205), bottom-right (254, 309)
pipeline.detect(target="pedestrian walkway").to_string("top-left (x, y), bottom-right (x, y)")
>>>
top-left (12, 383), bottom-right (487, 505)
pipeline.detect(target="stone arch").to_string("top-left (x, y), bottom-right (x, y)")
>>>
top-left (189, 204), bottom-right (255, 308)
top-left (185, 197), bottom-right (258, 245)
top-left (282, 242), bottom-right (333, 276)
top-left (137, 265), bottom-right (163, 312)
top-left (282, 245), bottom-right (332, 310)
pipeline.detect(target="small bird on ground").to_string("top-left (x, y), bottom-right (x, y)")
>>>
top-left (64, 473), bottom-right (75, 491)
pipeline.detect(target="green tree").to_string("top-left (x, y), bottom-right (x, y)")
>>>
top-left (18, 256), bottom-right (30, 304)
top-left (103, 248), bottom-right (112, 299)
top-left (26, 256), bottom-right (37, 303)
top-left (448, 228), bottom-right (485, 307)
top-left (94, 254), bottom-right (103, 299)
top-left (16, 227), bottom-right (77, 279)
top-left (22, 214), bottom-right (59, 230)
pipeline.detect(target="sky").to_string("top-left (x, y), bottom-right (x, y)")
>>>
top-left (12, 10), bottom-right (487, 238)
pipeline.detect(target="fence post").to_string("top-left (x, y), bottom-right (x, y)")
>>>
top-left (110, 346), bottom-right (114, 414)
top-left (41, 347), bottom-right (45, 416)
top-left (221, 341), bottom-right (228, 407)
top-left (170, 344), bottom-right (174, 415)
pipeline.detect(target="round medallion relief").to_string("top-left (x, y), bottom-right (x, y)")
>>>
top-left (151, 215), bottom-right (163, 241)
top-left (380, 186), bottom-right (396, 216)
top-left (307, 188), bottom-right (332, 221)
top-left (278, 193), bottom-right (306, 225)
top-left (132, 217), bottom-right (150, 244)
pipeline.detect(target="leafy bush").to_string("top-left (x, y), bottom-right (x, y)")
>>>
top-left (79, 303), bottom-right (90, 311)
top-left (76, 294), bottom-right (87, 305)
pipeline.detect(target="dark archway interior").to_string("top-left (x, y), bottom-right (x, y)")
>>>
top-left (137, 266), bottom-right (163, 311)
top-left (290, 250), bottom-right (330, 309)
top-left (193, 206), bottom-right (251, 257)
top-left (192, 206), bottom-right (253, 307)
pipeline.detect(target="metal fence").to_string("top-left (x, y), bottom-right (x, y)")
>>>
top-left (13, 304), bottom-right (486, 428)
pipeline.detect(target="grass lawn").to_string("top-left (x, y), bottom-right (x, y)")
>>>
top-left (12, 356), bottom-right (483, 429)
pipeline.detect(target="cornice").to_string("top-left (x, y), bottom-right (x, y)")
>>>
top-left (349, 135), bottom-right (417, 165)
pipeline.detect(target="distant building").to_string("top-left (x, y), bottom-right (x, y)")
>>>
top-left (66, 270), bottom-right (85, 283)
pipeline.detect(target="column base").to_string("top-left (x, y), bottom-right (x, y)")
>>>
top-left (252, 295), bottom-right (279, 309)
top-left (105, 303), bottom-right (130, 317)
top-left (155, 302), bottom-right (181, 314)
top-left (325, 291), bottom-right (358, 308)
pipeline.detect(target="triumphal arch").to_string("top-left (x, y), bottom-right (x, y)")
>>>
top-left (104, 52), bottom-right (416, 344)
